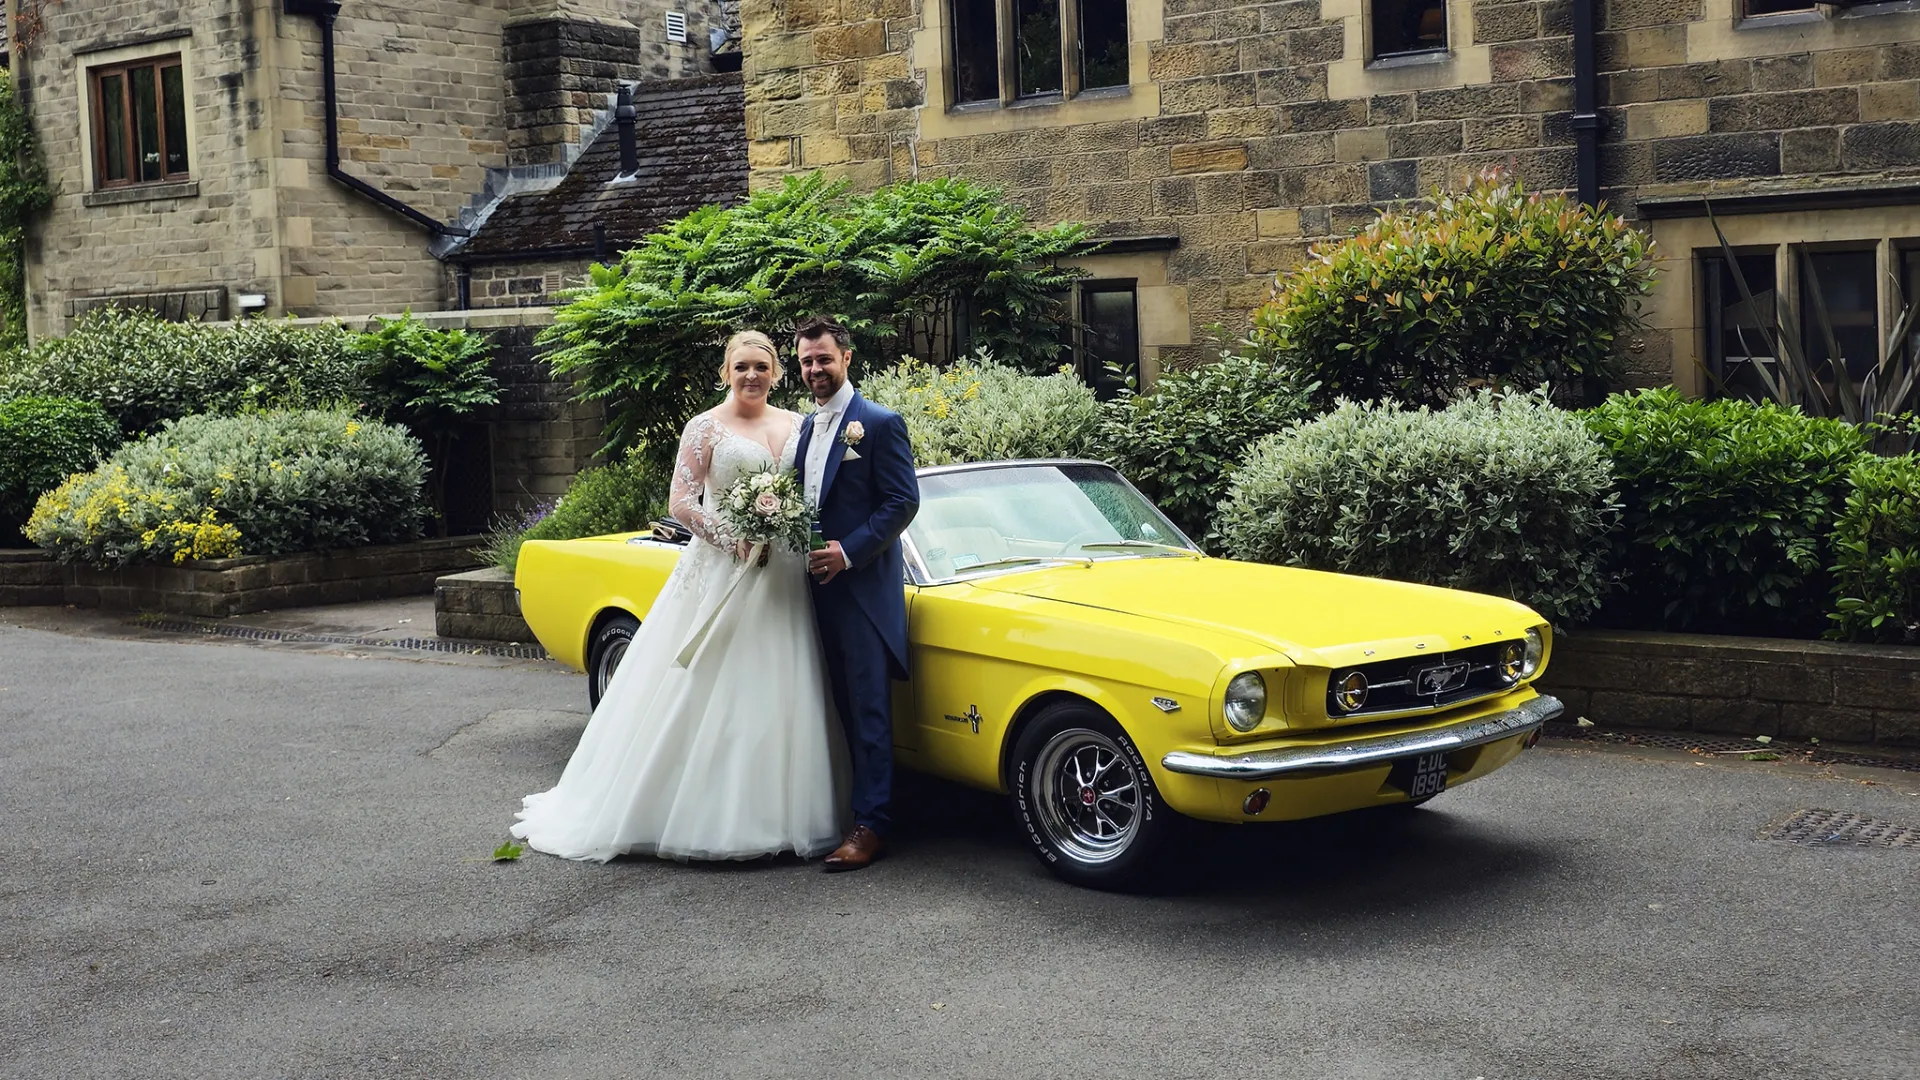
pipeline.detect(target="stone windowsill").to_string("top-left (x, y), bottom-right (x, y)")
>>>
top-left (83, 180), bottom-right (200, 208)
top-left (1365, 49), bottom-right (1451, 72)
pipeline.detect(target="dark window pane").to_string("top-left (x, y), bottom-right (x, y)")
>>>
top-left (1081, 284), bottom-right (1139, 401)
top-left (1905, 249), bottom-right (1920, 364)
top-left (1800, 249), bottom-right (1879, 386)
top-left (952, 0), bottom-right (1000, 104)
top-left (1702, 252), bottom-right (1778, 402)
top-left (131, 64), bottom-right (162, 182)
top-left (1080, 0), bottom-right (1128, 90)
top-left (1373, 0), bottom-right (1448, 59)
top-left (162, 64), bottom-right (189, 176)
top-left (1015, 0), bottom-right (1062, 96)
top-left (99, 73), bottom-right (129, 183)
top-left (1744, 0), bottom-right (1814, 15)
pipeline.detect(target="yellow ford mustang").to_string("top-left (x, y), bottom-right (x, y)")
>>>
top-left (516, 459), bottom-right (1561, 887)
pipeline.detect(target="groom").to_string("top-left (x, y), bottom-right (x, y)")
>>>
top-left (794, 315), bottom-right (920, 872)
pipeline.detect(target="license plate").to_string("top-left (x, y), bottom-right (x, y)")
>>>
top-left (1388, 751), bottom-right (1449, 798)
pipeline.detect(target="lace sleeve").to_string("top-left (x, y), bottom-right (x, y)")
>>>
top-left (670, 416), bottom-right (736, 549)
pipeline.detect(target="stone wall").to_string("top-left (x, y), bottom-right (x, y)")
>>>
top-left (738, 0), bottom-right (1920, 380)
top-left (0, 537), bottom-right (484, 618)
top-left (1542, 630), bottom-right (1920, 748)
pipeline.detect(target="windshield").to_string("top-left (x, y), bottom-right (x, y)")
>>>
top-left (906, 463), bottom-right (1198, 581)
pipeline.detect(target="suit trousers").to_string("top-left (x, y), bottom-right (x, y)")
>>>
top-left (813, 583), bottom-right (894, 835)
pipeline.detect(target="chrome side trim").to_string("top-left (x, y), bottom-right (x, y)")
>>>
top-left (1161, 695), bottom-right (1563, 780)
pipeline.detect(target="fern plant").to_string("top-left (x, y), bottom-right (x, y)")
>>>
top-left (541, 172), bottom-right (1089, 473)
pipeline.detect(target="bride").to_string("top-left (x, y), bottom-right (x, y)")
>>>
top-left (511, 331), bottom-right (846, 862)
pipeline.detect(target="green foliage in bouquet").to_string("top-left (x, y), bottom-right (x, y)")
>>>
top-left (541, 172), bottom-right (1089, 472)
top-left (1246, 169), bottom-right (1657, 410)
top-left (1217, 390), bottom-right (1620, 626)
top-left (26, 409), bottom-right (426, 566)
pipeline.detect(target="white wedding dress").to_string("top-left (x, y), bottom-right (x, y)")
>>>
top-left (511, 411), bottom-right (847, 862)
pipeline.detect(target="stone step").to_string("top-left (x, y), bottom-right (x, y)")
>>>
top-left (434, 566), bottom-right (535, 643)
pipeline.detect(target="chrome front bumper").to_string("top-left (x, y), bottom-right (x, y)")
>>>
top-left (1161, 694), bottom-right (1563, 781)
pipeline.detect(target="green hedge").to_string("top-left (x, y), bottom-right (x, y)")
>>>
top-left (0, 308), bottom-right (363, 438)
top-left (1096, 353), bottom-right (1316, 544)
top-left (861, 352), bottom-right (1100, 467)
top-left (478, 457), bottom-right (668, 573)
top-left (0, 396), bottom-right (120, 543)
top-left (1246, 171), bottom-right (1656, 409)
top-left (1584, 388), bottom-right (1868, 636)
top-left (26, 409), bottom-right (426, 566)
top-left (1828, 454), bottom-right (1920, 644)
top-left (1217, 390), bottom-right (1620, 625)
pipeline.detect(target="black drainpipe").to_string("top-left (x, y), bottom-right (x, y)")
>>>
top-left (282, 0), bottom-right (468, 238)
top-left (1571, 0), bottom-right (1601, 207)
top-left (616, 84), bottom-right (639, 177)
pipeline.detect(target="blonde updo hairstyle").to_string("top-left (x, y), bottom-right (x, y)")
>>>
top-left (719, 330), bottom-right (783, 387)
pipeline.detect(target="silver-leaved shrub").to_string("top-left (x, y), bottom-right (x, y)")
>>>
top-left (861, 351), bottom-right (1099, 467)
top-left (1216, 390), bottom-right (1620, 625)
top-left (26, 409), bottom-right (426, 567)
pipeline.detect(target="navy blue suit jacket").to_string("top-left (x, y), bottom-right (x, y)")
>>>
top-left (796, 392), bottom-right (919, 679)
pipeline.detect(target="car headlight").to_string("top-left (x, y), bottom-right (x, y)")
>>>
top-left (1523, 626), bottom-right (1544, 677)
top-left (1332, 669), bottom-right (1369, 712)
top-left (1224, 671), bottom-right (1267, 732)
top-left (1497, 641), bottom-right (1525, 683)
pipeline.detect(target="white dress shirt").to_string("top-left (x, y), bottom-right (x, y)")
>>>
top-left (804, 379), bottom-right (855, 504)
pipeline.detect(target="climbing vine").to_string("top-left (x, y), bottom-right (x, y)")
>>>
top-left (0, 68), bottom-right (53, 347)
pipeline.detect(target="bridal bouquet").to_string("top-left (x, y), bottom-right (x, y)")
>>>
top-left (718, 466), bottom-right (814, 557)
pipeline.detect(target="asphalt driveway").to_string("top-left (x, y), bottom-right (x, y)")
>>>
top-left (2, 621), bottom-right (1915, 1080)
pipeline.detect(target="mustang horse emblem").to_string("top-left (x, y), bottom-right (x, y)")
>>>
top-left (1416, 660), bottom-right (1472, 696)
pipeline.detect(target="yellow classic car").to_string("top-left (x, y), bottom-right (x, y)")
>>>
top-left (515, 459), bottom-right (1562, 887)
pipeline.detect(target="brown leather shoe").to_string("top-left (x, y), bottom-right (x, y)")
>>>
top-left (822, 825), bottom-right (884, 872)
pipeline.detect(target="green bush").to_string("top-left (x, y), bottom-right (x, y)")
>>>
top-left (0, 397), bottom-right (119, 542)
top-left (1246, 170), bottom-right (1657, 410)
top-left (26, 409), bottom-right (426, 566)
top-left (0, 308), bottom-right (364, 438)
top-left (542, 172), bottom-right (1088, 472)
top-left (1096, 352), bottom-right (1317, 544)
top-left (349, 312), bottom-right (500, 532)
top-left (860, 351), bottom-right (1100, 467)
top-left (1827, 454), bottom-right (1920, 644)
top-left (1217, 390), bottom-right (1620, 625)
top-left (1585, 388), bottom-right (1868, 636)
top-left (478, 457), bottom-right (668, 573)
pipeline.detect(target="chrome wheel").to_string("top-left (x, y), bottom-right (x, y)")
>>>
top-left (594, 637), bottom-right (629, 700)
top-left (1031, 727), bottom-right (1143, 865)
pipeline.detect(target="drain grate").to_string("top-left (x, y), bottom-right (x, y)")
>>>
top-left (1764, 808), bottom-right (1920, 849)
top-left (1541, 721), bottom-right (1920, 774)
top-left (132, 616), bottom-right (549, 660)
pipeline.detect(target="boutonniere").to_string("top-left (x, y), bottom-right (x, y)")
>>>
top-left (841, 420), bottom-right (865, 447)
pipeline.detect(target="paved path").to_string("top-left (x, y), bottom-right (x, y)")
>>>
top-left (2, 619), bottom-right (1915, 1080)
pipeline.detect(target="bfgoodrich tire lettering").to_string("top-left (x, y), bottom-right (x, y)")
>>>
top-left (586, 612), bottom-right (639, 709)
top-left (1011, 701), bottom-right (1177, 889)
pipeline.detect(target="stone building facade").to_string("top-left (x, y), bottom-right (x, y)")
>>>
top-left (12, 0), bottom-right (735, 339)
top-left (738, 0), bottom-right (1920, 391)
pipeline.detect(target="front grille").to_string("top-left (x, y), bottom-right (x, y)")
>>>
top-left (1325, 641), bottom-right (1517, 719)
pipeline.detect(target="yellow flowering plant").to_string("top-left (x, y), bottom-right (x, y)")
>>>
top-left (860, 350), bottom-right (1099, 466)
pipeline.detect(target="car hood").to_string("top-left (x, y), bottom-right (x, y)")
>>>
top-left (963, 556), bottom-right (1541, 666)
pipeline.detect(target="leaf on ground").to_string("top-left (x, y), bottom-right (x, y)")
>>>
top-left (491, 840), bottom-right (524, 862)
top-left (1753, 735), bottom-right (1773, 744)
top-left (1743, 751), bottom-right (1781, 761)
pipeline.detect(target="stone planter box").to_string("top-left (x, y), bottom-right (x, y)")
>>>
top-left (1541, 630), bottom-right (1920, 748)
top-left (0, 537), bottom-right (484, 618)
top-left (434, 566), bottom-right (535, 643)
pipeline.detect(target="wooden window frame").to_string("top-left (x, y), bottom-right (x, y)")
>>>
top-left (89, 54), bottom-right (190, 190)
top-left (949, 0), bottom-right (1129, 110)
